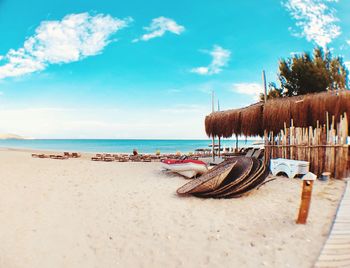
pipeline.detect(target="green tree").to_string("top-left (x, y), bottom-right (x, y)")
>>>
top-left (278, 47), bottom-right (348, 97)
top-left (259, 82), bottom-right (283, 101)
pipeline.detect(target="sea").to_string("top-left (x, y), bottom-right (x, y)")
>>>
top-left (0, 139), bottom-right (259, 154)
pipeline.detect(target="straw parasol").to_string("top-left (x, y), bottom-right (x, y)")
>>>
top-left (205, 90), bottom-right (350, 138)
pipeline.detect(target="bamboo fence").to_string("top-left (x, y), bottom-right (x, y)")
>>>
top-left (264, 113), bottom-right (349, 179)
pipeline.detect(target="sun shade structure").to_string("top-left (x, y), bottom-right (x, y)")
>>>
top-left (205, 91), bottom-right (350, 138)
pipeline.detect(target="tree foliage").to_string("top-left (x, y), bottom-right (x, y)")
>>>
top-left (278, 48), bottom-right (348, 97)
top-left (261, 48), bottom-right (348, 101)
top-left (259, 82), bottom-right (283, 101)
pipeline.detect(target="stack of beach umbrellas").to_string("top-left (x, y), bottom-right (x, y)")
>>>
top-left (177, 156), bottom-right (269, 198)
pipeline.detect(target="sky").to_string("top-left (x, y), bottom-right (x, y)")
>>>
top-left (0, 0), bottom-right (349, 139)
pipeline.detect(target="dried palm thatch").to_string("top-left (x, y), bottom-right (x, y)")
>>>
top-left (241, 103), bottom-right (264, 136)
top-left (263, 97), bottom-right (292, 134)
top-left (205, 90), bottom-right (350, 137)
top-left (204, 103), bottom-right (262, 137)
top-left (339, 91), bottom-right (350, 124)
top-left (204, 115), bottom-right (213, 137)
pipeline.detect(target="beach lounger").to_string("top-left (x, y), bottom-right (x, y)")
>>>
top-left (91, 153), bottom-right (103, 161)
top-left (71, 152), bottom-right (81, 158)
top-left (130, 156), bottom-right (142, 162)
top-left (151, 155), bottom-right (160, 161)
top-left (50, 155), bottom-right (68, 160)
top-left (103, 157), bottom-right (114, 162)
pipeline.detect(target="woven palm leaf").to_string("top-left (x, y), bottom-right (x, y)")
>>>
top-left (216, 160), bottom-right (266, 198)
top-left (228, 163), bottom-right (270, 198)
top-left (176, 160), bottom-right (237, 195)
top-left (197, 157), bottom-right (254, 198)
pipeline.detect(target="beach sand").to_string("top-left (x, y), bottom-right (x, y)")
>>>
top-left (0, 149), bottom-right (346, 268)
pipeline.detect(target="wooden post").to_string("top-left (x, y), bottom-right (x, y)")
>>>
top-left (211, 90), bottom-right (215, 113)
top-left (296, 180), bottom-right (314, 224)
top-left (212, 137), bottom-right (215, 161)
top-left (235, 134), bottom-right (239, 152)
top-left (290, 119), bottom-right (294, 160)
top-left (211, 90), bottom-right (215, 161)
top-left (262, 70), bottom-right (267, 103)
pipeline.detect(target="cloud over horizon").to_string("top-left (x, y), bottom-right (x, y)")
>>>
top-left (284, 0), bottom-right (341, 49)
top-left (0, 105), bottom-right (208, 139)
top-left (191, 45), bottom-right (231, 75)
top-left (133, 17), bottom-right (184, 42)
top-left (0, 13), bottom-right (131, 79)
top-left (231, 83), bottom-right (262, 102)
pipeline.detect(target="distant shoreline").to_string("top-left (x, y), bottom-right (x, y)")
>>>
top-left (0, 139), bottom-right (260, 154)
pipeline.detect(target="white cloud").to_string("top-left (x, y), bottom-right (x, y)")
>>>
top-left (191, 45), bottom-right (231, 75)
top-left (231, 83), bottom-right (262, 102)
top-left (0, 105), bottom-right (208, 139)
top-left (0, 13), bottom-right (132, 79)
top-left (133, 16), bottom-right (184, 42)
top-left (160, 104), bottom-right (206, 114)
top-left (284, 0), bottom-right (340, 49)
top-left (290, 51), bottom-right (302, 56)
top-left (345, 61), bottom-right (350, 70)
top-left (166, 88), bottom-right (182, 94)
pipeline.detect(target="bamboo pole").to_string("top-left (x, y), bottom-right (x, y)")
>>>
top-left (211, 90), bottom-right (215, 161)
top-left (290, 119), bottom-right (294, 160)
top-left (265, 112), bottom-right (348, 178)
top-left (262, 70), bottom-right (267, 103)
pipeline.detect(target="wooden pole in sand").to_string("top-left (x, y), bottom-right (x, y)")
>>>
top-left (218, 99), bottom-right (221, 158)
top-left (262, 70), bottom-right (267, 103)
top-left (296, 178), bottom-right (315, 224)
top-left (262, 70), bottom-right (267, 149)
top-left (212, 90), bottom-right (215, 161)
top-left (236, 134), bottom-right (239, 153)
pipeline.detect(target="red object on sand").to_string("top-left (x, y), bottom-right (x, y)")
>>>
top-left (161, 158), bottom-right (208, 178)
top-left (162, 159), bottom-right (206, 165)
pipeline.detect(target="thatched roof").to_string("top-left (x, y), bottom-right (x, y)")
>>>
top-left (205, 90), bottom-right (350, 137)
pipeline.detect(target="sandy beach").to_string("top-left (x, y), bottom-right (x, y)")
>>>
top-left (0, 148), bottom-right (346, 268)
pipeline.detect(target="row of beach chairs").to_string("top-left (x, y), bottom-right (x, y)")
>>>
top-left (92, 153), bottom-right (158, 162)
top-left (91, 153), bottom-right (200, 162)
top-left (31, 152), bottom-right (81, 160)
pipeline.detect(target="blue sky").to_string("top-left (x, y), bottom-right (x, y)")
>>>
top-left (0, 0), bottom-right (349, 138)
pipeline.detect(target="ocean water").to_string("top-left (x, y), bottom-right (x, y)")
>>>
top-left (0, 139), bottom-right (258, 154)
